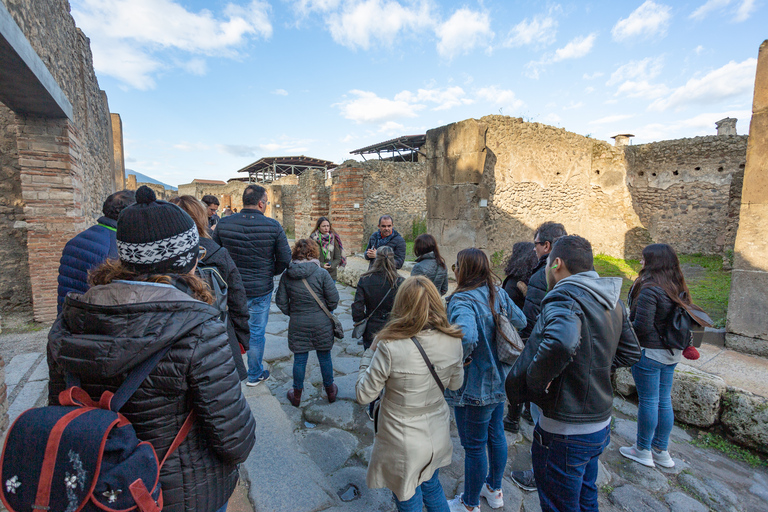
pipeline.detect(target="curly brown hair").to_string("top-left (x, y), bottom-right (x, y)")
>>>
top-left (292, 238), bottom-right (320, 261)
top-left (89, 259), bottom-right (214, 304)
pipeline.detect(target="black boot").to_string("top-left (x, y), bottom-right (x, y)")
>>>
top-left (521, 402), bottom-right (533, 424)
top-left (504, 402), bottom-right (523, 433)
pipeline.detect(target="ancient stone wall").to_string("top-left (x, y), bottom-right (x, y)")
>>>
top-left (329, 163), bottom-right (366, 252)
top-left (0, 104), bottom-right (31, 313)
top-left (0, 0), bottom-right (117, 321)
top-left (266, 175), bottom-right (297, 236)
top-left (362, 160), bottom-right (427, 251)
top-left (625, 135), bottom-right (748, 255)
top-left (294, 170), bottom-right (330, 240)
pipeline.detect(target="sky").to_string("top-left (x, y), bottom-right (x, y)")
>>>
top-left (69, 0), bottom-right (765, 188)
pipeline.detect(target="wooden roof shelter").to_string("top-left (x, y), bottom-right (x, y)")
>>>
top-left (350, 134), bottom-right (426, 162)
top-left (237, 156), bottom-right (337, 183)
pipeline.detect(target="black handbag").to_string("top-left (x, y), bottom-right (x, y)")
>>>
top-left (302, 278), bottom-right (344, 339)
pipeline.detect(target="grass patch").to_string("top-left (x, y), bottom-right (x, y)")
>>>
top-left (690, 432), bottom-right (767, 467)
top-left (593, 253), bottom-right (729, 326)
top-left (405, 242), bottom-right (416, 262)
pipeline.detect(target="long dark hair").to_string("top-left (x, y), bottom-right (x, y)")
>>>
top-left (455, 248), bottom-right (500, 313)
top-left (312, 216), bottom-right (335, 235)
top-left (504, 241), bottom-right (538, 283)
top-left (413, 234), bottom-right (446, 269)
top-left (361, 245), bottom-right (399, 287)
top-left (629, 244), bottom-right (692, 309)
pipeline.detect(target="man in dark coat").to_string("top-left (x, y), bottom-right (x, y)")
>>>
top-left (56, 189), bottom-right (135, 313)
top-left (364, 215), bottom-right (406, 269)
top-left (213, 185), bottom-right (291, 386)
top-left (505, 236), bottom-right (640, 511)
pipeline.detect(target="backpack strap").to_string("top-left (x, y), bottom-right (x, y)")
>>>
top-left (108, 344), bottom-right (175, 412)
top-left (159, 410), bottom-right (197, 469)
top-left (410, 336), bottom-right (445, 394)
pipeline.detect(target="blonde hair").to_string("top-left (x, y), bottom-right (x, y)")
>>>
top-left (375, 275), bottom-right (463, 343)
top-left (170, 195), bottom-right (211, 239)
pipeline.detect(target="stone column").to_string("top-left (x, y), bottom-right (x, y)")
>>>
top-left (329, 165), bottom-right (366, 252)
top-left (425, 119), bottom-right (490, 266)
top-left (111, 113), bottom-right (125, 192)
top-left (726, 40), bottom-right (768, 357)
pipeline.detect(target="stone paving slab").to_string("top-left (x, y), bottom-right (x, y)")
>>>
top-left (8, 379), bottom-right (47, 423)
top-left (240, 383), bottom-right (335, 512)
top-left (6, 352), bottom-right (41, 387)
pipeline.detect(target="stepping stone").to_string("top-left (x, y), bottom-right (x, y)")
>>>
top-left (616, 457), bottom-right (670, 493)
top-left (611, 418), bottom-right (638, 443)
top-left (609, 484), bottom-right (667, 512)
top-left (241, 391), bottom-right (334, 512)
top-left (332, 374), bottom-right (359, 401)
top-left (333, 356), bottom-right (361, 376)
top-left (664, 491), bottom-right (708, 512)
top-left (266, 318), bottom-right (289, 334)
top-left (522, 490), bottom-right (542, 512)
top-left (357, 444), bottom-right (373, 465)
top-left (298, 428), bottom-right (359, 474)
top-left (263, 336), bottom-right (292, 362)
top-left (678, 473), bottom-right (741, 512)
top-left (8, 379), bottom-right (47, 424)
top-left (27, 358), bottom-right (48, 382)
top-left (613, 396), bottom-right (638, 418)
top-left (6, 353), bottom-right (41, 387)
top-left (304, 401), bottom-right (357, 430)
top-left (326, 467), bottom-right (395, 511)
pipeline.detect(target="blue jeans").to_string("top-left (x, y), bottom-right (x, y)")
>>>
top-left (247, 292), bottom-right (272, 381)
top-left (393, 469), bottom-right (448, 512)
top-left (293, 350), bottom-right (334, 389)
top-left (532, 424), bottom-right (610, 512)
top-left (454, 402), bottom-right (506, 507)
top-left (632, 351), bottom-right (677, 451)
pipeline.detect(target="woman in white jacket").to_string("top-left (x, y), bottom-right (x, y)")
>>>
top-left (356, 276), bottom-right (465, 512)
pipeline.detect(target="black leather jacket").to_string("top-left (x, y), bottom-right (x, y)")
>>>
top-left (506, 273), bottom-right (641, 424)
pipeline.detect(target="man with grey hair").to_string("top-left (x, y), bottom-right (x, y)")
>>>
top-left (364, 215), bottom-right (406, 269)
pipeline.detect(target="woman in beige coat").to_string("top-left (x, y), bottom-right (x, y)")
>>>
top-left (356, 276), bottom-right (465, 512)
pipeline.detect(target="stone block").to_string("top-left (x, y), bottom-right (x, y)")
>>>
top-left (671, 364), bottom-right (726, 427)
top-left (615, 456), bottom-right (670, 493)
top-left (678, 473), bottom-right (741, 512)
top-left (326, 466), bottom-right (395, 511)
top-left (304, 401), bottom-right (358, 430)
top-left (333, 357), bottom-right (361, 377)
top-left (753, 40), bottom-right (768, 112)
top-left (297, 427), bottom-right (359, 474)
top-left (613, 367), bottom-right (636, 397)
top-left (725, 333), bottom-right (768, 358)
top-left (664, 492), bottom-right (708, 512)
top-left (608, 485), bottom-right (667, 512)
top-left (720, 387), bottom-right (768, 454)
top-left (426, 119), bottom-right (487, 186)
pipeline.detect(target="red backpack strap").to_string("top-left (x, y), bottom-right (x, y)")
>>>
top-left (58, 387), bottom-right (98, 407)
top-left (159, 411), bottom-right (196, 469)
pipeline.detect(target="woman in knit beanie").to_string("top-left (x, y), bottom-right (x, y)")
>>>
top-left (47, 186), bottom-right (256, 512)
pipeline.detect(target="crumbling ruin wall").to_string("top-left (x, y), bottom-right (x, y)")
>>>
top-left (362, 160), bottom-right (427, 250)
top-left (294, 170), bottom-right (329, 240)
top-left (625, 135), bottom-right (748, 255)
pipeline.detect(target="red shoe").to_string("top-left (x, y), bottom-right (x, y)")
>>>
top-left (287, 388), bottom-right (302, 407)
top-left (325, 383), bottom-right (338, 403)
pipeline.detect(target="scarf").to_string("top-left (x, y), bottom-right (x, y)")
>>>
top-left (311, 230), bottom-right (346, 266)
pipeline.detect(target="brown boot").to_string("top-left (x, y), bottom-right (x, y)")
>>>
top-left (287, 388), bottom-right (302, 407)
top-left (325, 383), bottom-right (338, 404)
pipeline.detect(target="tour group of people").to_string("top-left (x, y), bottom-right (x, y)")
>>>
top-left (51, 183), bottom-right (702, 512)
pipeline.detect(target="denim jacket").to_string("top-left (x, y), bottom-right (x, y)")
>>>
top-left (445, 285), bottom-right (527, 407)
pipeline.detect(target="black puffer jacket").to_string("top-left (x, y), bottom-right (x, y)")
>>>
top-left (276, 261), bottom-right (340, 353)
top-left (199, 237), bottom-right (250, 380)
top-left (628, 284), bottom-right (675, 350)
top-left (47, 281), bottom-right (256, 512)
top-left (506, 272), bottom-right (641, 424)
top-left (351, 273), bottom-right (404, 348)
top-left (411, 252), bottom-right (448, 296)
top-left (520, 254), bottom-right (549, 338)
top-left (212, 208), bottom-right (291, 298)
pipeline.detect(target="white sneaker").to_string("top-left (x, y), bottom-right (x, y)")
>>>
top-left (447, 494), bottom-right (481, 511)
top-left (479, 483), bottom-right (503, 509)
top-left (619, 445), bottom-right (655, 467)
top-left (652, 448), bottom-right (675, 468)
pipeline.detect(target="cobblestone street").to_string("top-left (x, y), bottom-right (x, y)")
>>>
top-left (2, 279), bottom-right (768, 511)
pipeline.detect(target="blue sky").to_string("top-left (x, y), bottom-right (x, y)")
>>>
top-left (69, 0), bottom-right (765, 187)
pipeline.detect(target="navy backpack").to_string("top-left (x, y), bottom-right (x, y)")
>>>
top-left (0, 345), bottom-right (194, 512)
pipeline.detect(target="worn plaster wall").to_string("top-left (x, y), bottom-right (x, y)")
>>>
top-left (294, 170), bottom-right (329, 240)
top-left (625, 135), bottom-right (748, 255)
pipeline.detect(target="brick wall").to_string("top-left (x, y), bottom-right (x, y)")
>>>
top-left (294, 170), bottom-right (330, 240)
top-left (329, 164), bottom-right (366, 252)
top-left (17, 117), bottom-right (86, 322)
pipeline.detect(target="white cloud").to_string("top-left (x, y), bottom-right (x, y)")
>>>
top-left (525, 34), bottom-right (596, 79)
top-left (690, 0), bottom-right (732, 20)
top-left (504, 14), bottom-right (557, 48)
top-left (615, 80), bottom-right (670, 99)
top-left (689, 0), bottom-right (756, 21)
top-left (543, 113), bottom-right (562, 124)
top-left (734, 0), bottom-right (757, 21)
top-left (325, 0), bottom-right (432, 50)
top-left (612, 1), bottom-right (672, 42)
top-left (589, 114), bottom-right (634, 125)
top-left (293, 0), bottom-right (342, 16)
top-left (476, 86), bottom-right (524, 109)
top-left (335, 90), bottom-right (422, 123)
top-left (649, 58), bottom-right (756, 111)
top-left (563, 101), bottom-right (584, 110)
top-left (637, 109), bottom-right (751, 139)
top-left (695, 45), bottom-right (705, 55)
top-left (583, 71), bottom-right (604, 80)
top-left (395, 86), bottom-right (474, 110)
top-left (217, 138), bottom-right (311, 157)
top-left (553, 34), bottom-right (597, 61)
top-left (71, 0), bottom-right (272, 89)
top-left (435, 8), bottom-right (494, 59)
top-left (607, 57), bottom-right (664, 85)
top-left (585, 86), bottom-right (596, 94)
top-left (174, 142), bottom-right (211, 151)
top-left (272, 89), bottom-right (289, 95)
top-left (379, 121), bottom-right (406, 133)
